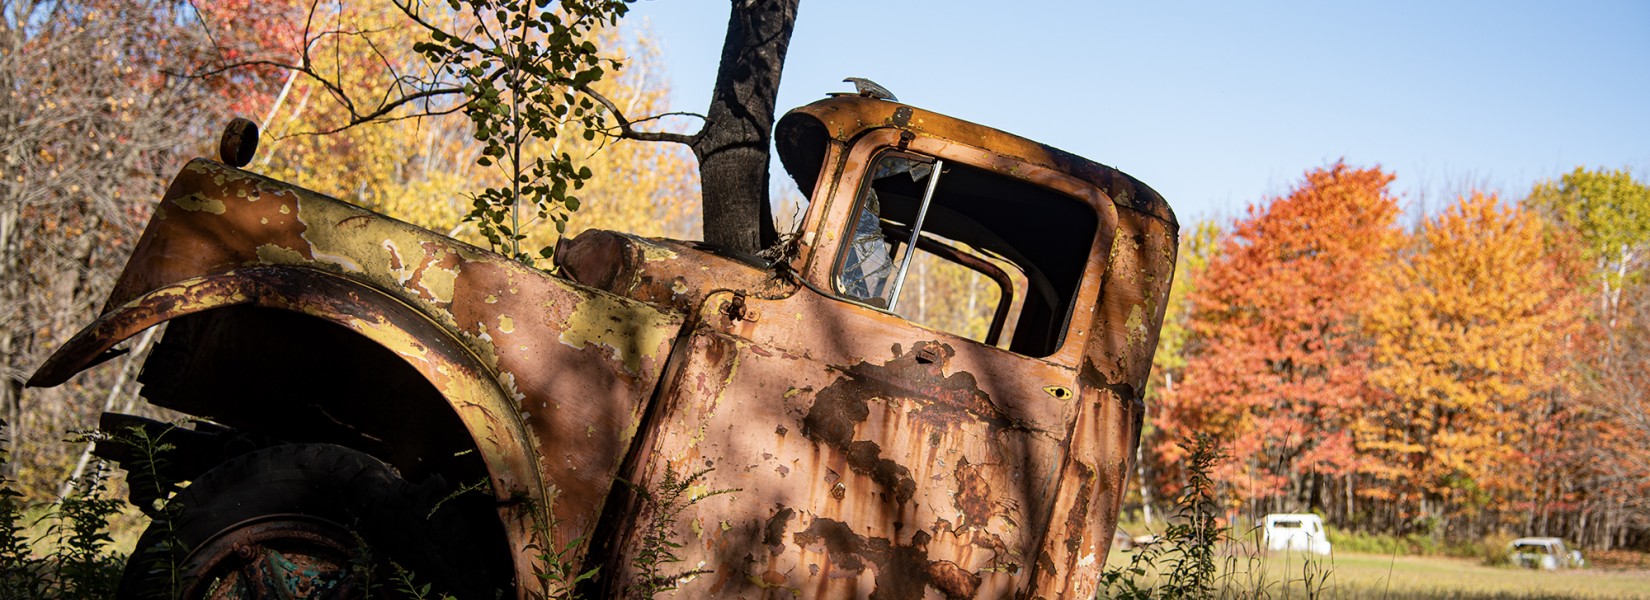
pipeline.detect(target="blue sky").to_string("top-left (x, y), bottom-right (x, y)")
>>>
top-left (627, 1), bottom-right (1649, 224)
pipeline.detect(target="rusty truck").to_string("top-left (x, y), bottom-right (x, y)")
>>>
top-left (30, 94), bottom-right (1177, 599)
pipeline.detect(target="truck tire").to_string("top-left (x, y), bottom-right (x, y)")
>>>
top-left (117, 443), bottom-right (510, 599)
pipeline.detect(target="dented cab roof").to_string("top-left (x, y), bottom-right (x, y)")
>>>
top-left (776, 95), bottom-right (1176, 227)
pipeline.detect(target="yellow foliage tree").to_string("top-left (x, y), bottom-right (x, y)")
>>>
top-left (1362, 192), bottom-right (1579, 534)
top-left (257, 5), bottom-right (696, 259)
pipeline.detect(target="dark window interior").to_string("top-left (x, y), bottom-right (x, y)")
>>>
top-left (833, 151), bottom-right (1098, 357)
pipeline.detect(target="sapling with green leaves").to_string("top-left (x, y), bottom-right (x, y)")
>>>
top-left (400, 0), bottom-right (630, 263)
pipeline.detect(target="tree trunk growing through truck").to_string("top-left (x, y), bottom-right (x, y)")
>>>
top-left (598, 0), bottom-right (799, 254)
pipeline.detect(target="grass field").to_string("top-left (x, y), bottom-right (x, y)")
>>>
top-left (1106, 550), bottom-right (1650, 599)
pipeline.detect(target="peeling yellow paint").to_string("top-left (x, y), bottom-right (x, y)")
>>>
top-left (256, 243), bottom-right (307, 265)
top-left (173, 193), bottom-right (226, 214)
top-left (557, 293), bottom-right (672, 375)
top-left (98, 163), bottom-right (559, 554)
top-left (471, 327), bottom-right (501, 369)
top-left (1124, 305), bottom-right (1146, 346)
top-left (498, 371), bottom-right (527, 403)
top-left (618, 414), bottom-right (640, 450)
top-left (312, 250), bottom-right (364, 273)
top-left (383, 240), bottom-right (414, 285)
top-left (349, 316), bottom-right (430, 362)
top-left (419, 264), bottom-right (459, 304)
top-left (640, 244), bottom-right (678, 262)
top-left (286, 194), bottom-right (441, 309)
top-left (498, 315), bottom-right (515, 334)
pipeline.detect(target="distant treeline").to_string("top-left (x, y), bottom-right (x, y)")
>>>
top-left (1142, 162), bottom-right (1649, 551)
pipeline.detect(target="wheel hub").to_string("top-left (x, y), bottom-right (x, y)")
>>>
top-left (181, 517), bottom-right (372, 599)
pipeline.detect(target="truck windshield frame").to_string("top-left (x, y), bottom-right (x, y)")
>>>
top-left (830, 147), bottom-right (1099, 358)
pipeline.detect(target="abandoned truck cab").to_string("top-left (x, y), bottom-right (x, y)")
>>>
top-left (30, 95), bottom-right (1176, 599)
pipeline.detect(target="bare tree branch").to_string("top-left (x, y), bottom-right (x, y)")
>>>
top-left (579, 84), bottom-right (700, 146)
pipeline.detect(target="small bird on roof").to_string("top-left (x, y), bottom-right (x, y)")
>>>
top-left (843, 77), bottom-right (897, 102)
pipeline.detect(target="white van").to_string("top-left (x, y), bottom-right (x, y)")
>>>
top-left (1263, 513), bottom-right (1333, 556)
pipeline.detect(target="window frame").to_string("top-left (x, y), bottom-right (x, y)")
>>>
top-left (800, 130), bottom-right (1119, 362)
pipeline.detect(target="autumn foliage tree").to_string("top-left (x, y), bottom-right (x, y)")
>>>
top-left (1524, 168), bottom-right (1650, 549)
top-left (0, 0), bottom-right (290, 498)
top-left (220, 0), bottom-right (800, 258)
top-left (1360, 193), bottom-right (1581, 538)
top-left (1139, 220), bottom-right (1220, 519)
top-left (1171, 162), bottom-right (1400, 517)
top-left (255, 4), bottom-right (698, 254)
top-left (1587, 273), bottom-right (1650, 547)
top-left (1147, 163), bottom-right (1650, 549)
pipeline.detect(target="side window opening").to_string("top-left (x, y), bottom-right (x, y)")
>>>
top-left (896, 228), bottom-right (1028, 345)
top-left (832, 151), bottom-right (1099, 357)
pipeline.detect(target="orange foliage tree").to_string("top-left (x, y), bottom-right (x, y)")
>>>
top-left (1139, 220), bottom-right (1220, 520)
top-left (1171, 162), bottom-right (1400, 517)
top-left (1361, 193), bottom-right (1581, 537)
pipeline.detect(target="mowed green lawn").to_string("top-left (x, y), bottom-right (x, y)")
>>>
top-left (1105, 550), bottom-right (1650, 599)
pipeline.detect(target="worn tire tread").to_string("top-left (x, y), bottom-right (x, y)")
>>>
top-left (117, 443), bottom-right (507, 599)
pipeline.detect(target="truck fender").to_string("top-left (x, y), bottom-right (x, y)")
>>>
top-left (28, 265), bottom-right (548, 583)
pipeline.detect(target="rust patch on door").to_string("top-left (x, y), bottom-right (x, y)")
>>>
top-left (951, 457), bottom-right (994, 530)
top-left (794, 518), bottom-right (980, 600)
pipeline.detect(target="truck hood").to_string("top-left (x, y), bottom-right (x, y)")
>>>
top-left (554, 229), bottom-right (793, 314)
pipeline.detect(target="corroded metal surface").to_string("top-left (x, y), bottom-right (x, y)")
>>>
top-left (32, 160), bottom-right (684, 594)
top-left (590, 98), bottom-right (1176, 598)
top-left (556, 229), bottom-right (789, 313)
top-left (35, 95), bottom-right (1176, 599)
top-left (610, 288), bottom-right (1077, 598)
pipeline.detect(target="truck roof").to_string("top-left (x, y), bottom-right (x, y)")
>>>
top-left (776, 95), bottom-right (1176, 227)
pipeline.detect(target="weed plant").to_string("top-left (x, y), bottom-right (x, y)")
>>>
top-left (528, 526), bottom-right (599, 600)
top-left (628, 466), bottom-right (736, 598)
top-left (1101, 433), bottom-right (1336, 600)
top-left (0, 419), bottom-right (126, 599)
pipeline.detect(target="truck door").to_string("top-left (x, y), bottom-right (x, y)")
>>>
top-left (612, 130), bottom-right (1120, 599)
